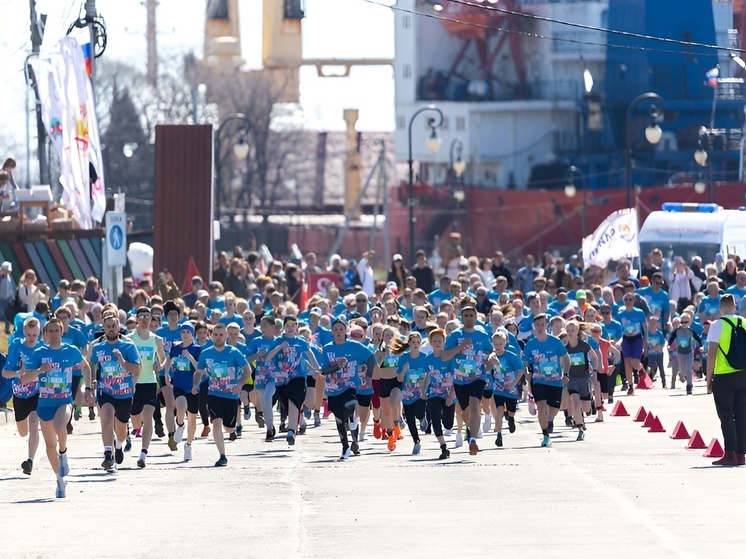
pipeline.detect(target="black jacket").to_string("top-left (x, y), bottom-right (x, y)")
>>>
top-left (411, 265), bottom-right (434, 293)
top-left (491, 263), bottom-right (513, 289)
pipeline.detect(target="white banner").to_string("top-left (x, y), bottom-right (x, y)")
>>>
top-left (582, 208), bottom-right (639, 268)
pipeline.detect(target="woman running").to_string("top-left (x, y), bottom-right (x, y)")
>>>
top-left (563, 321), bottom-right (600, 441)
top-left (375, 326), bottom-right (404, 451)
top-left (396, 332), bottom-right (430, 455)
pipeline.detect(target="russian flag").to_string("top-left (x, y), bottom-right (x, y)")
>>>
top-left (81, 42), bottom-right (92, 76)
top-left (706, 67), bottom-right (719, 87)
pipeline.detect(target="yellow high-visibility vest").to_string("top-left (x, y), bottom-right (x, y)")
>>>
top-left (714, 316), bottom-right (745, 375)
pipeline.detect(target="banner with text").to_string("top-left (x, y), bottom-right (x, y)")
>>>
top-left (582, 208), bottom-right (639, 268)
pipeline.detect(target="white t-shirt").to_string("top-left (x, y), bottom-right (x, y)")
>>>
top-left (707, 316), bottom-right (743, 344)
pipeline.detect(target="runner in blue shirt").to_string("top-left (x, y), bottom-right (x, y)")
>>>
top-left (55, 306), bottom-right (91, 429)
top-left (396, 332), bottom-right (430, 455)
top-left (1, 316), bottom-right (43, 476)
top-left (193, 323), bottom-right (251, 467)
top-left (521, 314), bottom-right (569, 448)
top-left (319, 317), bottom-right (376, 460)
top-left (443, 306), bottom-right (493, 456)
top-left (265, 316), bottom-right (320, 447)
top-left (725, 271), bottom-right (746, 308)
top-left (299, 326), bottom-right (324, 434)
top-left (617, 294), bottom-right (648, 395)
top-left (246, 316), bottom-right (281, 441)
top-left (599, 304), bottom-right (623, 342)
top-left (90, 312), bottom-right (141, 471)
top-left (698, 281), bottom-right (722, 322)
top-left (423, 328), bottom-right (454, 460)
top-left (428, 277), bottom-right (452, 311)
top-left (637, 272), bottom-right (671, 330)
top-left (486, 331), bottom-right (525, 448)
top-left (20, 318), bottom-right (92, 499)
top-left (164, 322), bottom-right (202, 461)
top-left (646, 316), bottom-right (666, 388)
top-left (155, 300), bottom-right (182, 441)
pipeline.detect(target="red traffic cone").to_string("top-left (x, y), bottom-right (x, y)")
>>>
top-left (686, 430), bottom-right (707, 450)
top-left (703, 438), bottom-right (725, 458)
top-left (642, 412), bottom-right (655, 428)
top-left (670, 421), bottom-right (690, 440)
top-left (635, 371), bottom-right (654, 390)
top-left (648, 415), bottom-right (665, 433)
top-left (633, 406), bottom-right (648, 422)
top-left (610, 400), bottom-right (629, 417)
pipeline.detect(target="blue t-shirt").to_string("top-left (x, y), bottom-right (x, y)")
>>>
top-left (444, 328), bottom-right (493, 385)
top-left (698, 295), bottom-right (722, 319)
top-left (617, 308), bottom-right (647, 337)
top-left (219, 314), bottom-right (245, 329)
top-left (638, 286), bottom-right (671, 322)
top-left (246, 335), bottom-right (279, 389)
top-left (197, 345), bottom-right (249, 400)
top-left (725, 285), bottom-right (746, 308)
top-left (169, 342), bottom-right (202, 393)
top-left (207, 296), bottom-right (225, 311)
top-left (25, 344), bottom-right (84, 407)
top-left (272, 335), bottom-right (311, 385)
top-left (396, 351), bottom-right (429, 405)
top-left (3, 338), bottom-right (42, 399)
top-left (601, 320), bottom-right (623, 342)
top-left (647, 329), bottom-right (665, 356)
top-left (427, 289), bottom-right (451, 310)
top-left (311, 325), bottom-right (333, 348)
top-left (90, 338), bottom-right (141, 399)
top-left (491, 349), bottom-right (524, 398)
top-left (522, 335), bottom-right (568, 388)
top-left (156, 324), bottom-right (183, 376)
top-left (63, 326), bottom-right (89, 377)
top-left (423, 353), bottom-right (454, 400)
top-left (319, 340), bottom-right (373, 397)
top-left (243, 330), bottom-right (261, 345)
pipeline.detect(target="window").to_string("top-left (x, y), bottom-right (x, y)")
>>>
top-left (441, 117), bottom-right (449, 130)
top-left (397, 116), bottom-right (405, 130)
top-left (456, 117), bottom-right (466, 131)
top-left (403, 64), bottom-right (411, 78)
top-left (403, 15), bottom-right (410, 29)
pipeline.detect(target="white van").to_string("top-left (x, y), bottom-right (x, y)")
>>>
top-left (638, 203), bottom-right (746, 263)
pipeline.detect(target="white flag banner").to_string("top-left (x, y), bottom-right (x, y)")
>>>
top-left (582, 208), bottom-right (639, 268)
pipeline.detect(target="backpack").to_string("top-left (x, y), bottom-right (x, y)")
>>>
top-left (718, 317), bottom-right (746, 371)
top-left (4, 288), bottom-right (23, 323)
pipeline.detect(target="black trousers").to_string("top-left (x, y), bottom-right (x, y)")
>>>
top-left (403, 400), bottom-right (427, 443)
top-left (712, 370), bottom-right (746, 453)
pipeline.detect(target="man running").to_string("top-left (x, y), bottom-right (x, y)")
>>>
top-left (156, 300), bottom-right (182, 445)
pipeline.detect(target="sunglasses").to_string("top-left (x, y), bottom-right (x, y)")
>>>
top-left (623, 298), bottom-right (634, 302)
top-left (137, 314), bottom-right (151, 319)
top-left (356, 299), bottom-right (367, 303)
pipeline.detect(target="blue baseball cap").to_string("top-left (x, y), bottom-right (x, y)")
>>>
top-left (180, 322), bottom-right (194, 334)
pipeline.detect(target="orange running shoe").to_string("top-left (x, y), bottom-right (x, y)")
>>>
top-left (373, 421), bottom-right (382, 439)
top-left (201, 425), bottom-right (211, 437)
top-left (394, 425), bottom-right (403, 440)
top-left (387, 435), bottom-right (396, 451)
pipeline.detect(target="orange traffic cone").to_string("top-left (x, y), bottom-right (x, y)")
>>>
top-left (610, 400), bottom-right (629, 417)
top-left (670, 421), bottom-right (690, 440)
top-left (642, 412), bottom-right (655, 428)
top-left (635, 371), bottom-right (654, 390)
top-left (686, 430), bottom-right (707, 450)
top-left (648, 415), bottom-right (665, 433)
top-left (703, 438), bottom-right (725, 458)
top-left (633, 406), bottom-right (648, 422)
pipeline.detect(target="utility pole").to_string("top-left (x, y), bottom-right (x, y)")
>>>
top-left (28, 0), bottom-right (48, 185)
top-left (85, 0), bottom-right (97, 79)
top-left (146, 0), bottom-right (158, 87)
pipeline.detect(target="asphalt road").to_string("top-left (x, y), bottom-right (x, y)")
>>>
top-left (0, 376), bottom-right (743, 558)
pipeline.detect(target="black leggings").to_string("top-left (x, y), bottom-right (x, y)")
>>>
top-left (403, 400), bottom-right (427, 443)
top-left (328, 389), bottom-right (357, 449)
top-left (199, 382), bottom-right (209, 426)
top-left (427, 397), bottom-right (449, 437)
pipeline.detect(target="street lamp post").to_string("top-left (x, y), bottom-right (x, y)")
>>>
top-left (449, 137), bottom-right (466, 232)
top-left (694, 128), bottom-right (714, 203)
top-left (408, 105), bottom-right (444, 265)
top-left (564, 165), bottom-right (587, 239)
top-left (625, 93), bottom-right (665, 208)
top-left (215, 113), bottom-right (251, 224)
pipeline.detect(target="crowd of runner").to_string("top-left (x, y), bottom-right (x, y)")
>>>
top-left (2, 245), bottom-right (746, 498)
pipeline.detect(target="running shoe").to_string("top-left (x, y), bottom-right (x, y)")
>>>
top-left (279, 422), bottom-right (288, 433)
top-left (168, 436), bottom-right (178, 451)
top-left (455, 432), bottom-right (463, 447)
top-left (595, 416), bottom-right (604, 423)
top-left (303, 408), bottom-right (312, 420)
top-left (627, 386), bottom-right (635, 396)
top-left (394, 425), bottom-right (403, 441)
top-left (134, 428), bottom-right (142, 438)
top-left (373, 421), bottom-right (382, 439)
top-left (597, 404), bottom-right (606, 412)
top-left (21, 459), bottom-right (33, 476)
top-left (444, 429), bottom-right (453, 436)
top-left (351, 441), bottom-right (360, 455)
top-left (339, 447), bottom-right (352, 460)
top-left (495, 433), bottom-right (503, 447)
top-left (88, 407), bottom-right (96, 420)
top-left (608, 396), bottom-right (613, 404)
top-left (201, 425), bottom-right (211, 437)
top-left (265, 430), bottom-right (274, 443)
top-left (420, 417), bottom-right (429, 433)
top-left (235, 424), bottom-right (243, 438)
top-left (313, 412), bottom-right (321, 428)
top-left (228, 432), bottom-right (237, 442)
top-left (256, 412), bottom-right (266, 428)
top-left (244, 406), bottom-right (251, 421)
top-left (174, 423), bottom-right (185, 443)
top-left (387, 435), bottom-right (396, 451)
top-left (438, 447), bottom-right (450, 460)
top-left (469, 439), bottom-right (479, 456)
top-left (298, 419), bottom-right (307, 435)
top-left (287, 430), bottom-right (295, 446)
top-left (576, 430), bottom-right (585, 441)
top-left (564, 416), bottom-right (573, 427)
top-left (215, 455), bottom-right (228, 467)
top-left (183, 444), bottom-right (192, 462)
top-left (124, 438), bottom-right (132, 452)
top-left (541, 435), bottom-right (552, 448)
top-left (73, 407), bottom-right (81, 421)
top-left (547, 421), bottom-right (554, 434)
top-left (686, 385), bottom-right (693, 395)
top-left (412, 442), bottom-right (421, 455)
top-left (102, 455), bottom-right (115, 471)
top-left (137, 458), bottom-right (146, 469)
top-left (155, 423), bottom-right (165, 438)
top-left (483, 414), bottom-right (491, 433)
top-left (507, 415), bottom-right (516, 433)
top-left (115, 447), bottom-right (124, 465)
top-left (55, 478), bottom-right (67, 499)
top-left (59, 455), bottom-right (69, 477)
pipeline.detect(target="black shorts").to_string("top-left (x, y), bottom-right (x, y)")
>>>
top-left (13, 394), bottom-right (38, 422)
top-left (158, 376), bottom-right (168, 388)
top-left (276, 377), bottom-right (306, 410)
top-left (454, 380), bottom-right (487, 410)
top-left (568, 377), bottom-right (592, 400)
top-left (306, 376), bottom-right (316, 389)
top-left (531, 382), bottom-right (563, 409)
top-left (173, 387), bottom-right (200, 415)
top-left (483, 388), bottom-right (494, 400)
top-left (131, 383), bottom-right (158, 416)
top-left (241, 383), bottom-right (254, 394)
top-left (379, 377), bottom-right (402, 398)
top-left (98, 391), bottom-right (133, 424)
top-left (355, 393), bottom-right (372, 408)
top-left (207, 395), bottom-right (239, 429)
top-left (598, 374), bottom-right (610, 394)
top-left (493, 394), bottom-right (517, 413)
top-left (72, 375), bottom-right (82, 400)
